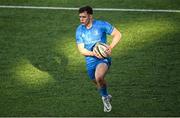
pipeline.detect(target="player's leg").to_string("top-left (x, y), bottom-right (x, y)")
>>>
top-left (95, 63), bottom-right (112, 112)
top-left (95, 63), bottom-right (108, 95)
top-left (87, 63), bottom-right (110, 97)
top-left (86, 60), bottom-right (112, 112)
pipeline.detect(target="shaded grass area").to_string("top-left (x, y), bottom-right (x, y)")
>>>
top-left (0, 4), bottom-right (180, 117)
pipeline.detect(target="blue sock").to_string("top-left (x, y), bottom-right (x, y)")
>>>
top-left (99, 86), bottom-right (108, 97)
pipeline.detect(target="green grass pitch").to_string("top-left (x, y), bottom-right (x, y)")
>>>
top-left (0, 0), bottom-right (180, 117)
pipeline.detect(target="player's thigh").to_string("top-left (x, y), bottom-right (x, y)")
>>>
top-left (95, 63), bottom-right (109, 79)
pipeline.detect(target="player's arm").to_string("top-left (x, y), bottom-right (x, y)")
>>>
top-left (110, 27), bottom-right (122, 49)
top-left (77, 43), bottom-right (94, 56)
top-left (106, 27), bottom-right (121, 55)
top-left (77, 43), bottom-right (103, 58)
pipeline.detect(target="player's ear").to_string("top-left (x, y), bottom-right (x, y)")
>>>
top-left (89, 14), bottom-right (93, 19)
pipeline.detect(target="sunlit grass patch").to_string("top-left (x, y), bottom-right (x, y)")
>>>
top-left (12, 58), bottom-right (54, 87)
top-left (111, 20), bottom-right (177, 57)
top-left (53, 37), bottom-right (85, 66)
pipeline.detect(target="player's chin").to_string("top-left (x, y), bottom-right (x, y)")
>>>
top-left (81, 22), bottom-right (86, 25)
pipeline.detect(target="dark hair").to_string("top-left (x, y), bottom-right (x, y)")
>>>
top-left (79, 6), bottom-right (93, 14)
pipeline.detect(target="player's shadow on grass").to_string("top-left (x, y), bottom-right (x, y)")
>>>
top-left (26, 50), bottom-right (68, 81)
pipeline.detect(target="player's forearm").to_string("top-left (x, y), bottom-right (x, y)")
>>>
top-left (79, 48), bottom-right (94, 56)
top-left (110, 30), bottom-right (122, 49)
top-left (77, 43), bottom-right (94, 56)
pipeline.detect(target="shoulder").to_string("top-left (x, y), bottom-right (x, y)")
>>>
top-left (94, 20), bottom-right (112, 28)
top-left (76, 24), bottom-right (84, 32)
top-left (94, 20), bottom-right (114, 34)
top-left (94, 20), bottom-right (110, 25)
top-left (94, 20), bottom-right (104, 25)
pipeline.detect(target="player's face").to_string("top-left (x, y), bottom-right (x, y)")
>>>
top-left (79, 12), bottom-right (91, 26)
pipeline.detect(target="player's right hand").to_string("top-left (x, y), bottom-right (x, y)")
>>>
top-left (92, 51), bottom-right (103, 59)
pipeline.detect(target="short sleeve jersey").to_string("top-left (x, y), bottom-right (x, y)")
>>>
top-left (76, 20), bottom-right (114, 69)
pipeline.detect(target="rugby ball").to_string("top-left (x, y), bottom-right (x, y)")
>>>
top-left (93, 42), bottom-right (110, 58)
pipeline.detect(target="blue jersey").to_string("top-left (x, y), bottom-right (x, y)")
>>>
top-left (76, 20), bottom-right (114, 69)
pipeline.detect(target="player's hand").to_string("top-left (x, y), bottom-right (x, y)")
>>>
top-left (105, 46), bottom-right (112, 56)
top-left (92, 51), bottom-right (103, 59)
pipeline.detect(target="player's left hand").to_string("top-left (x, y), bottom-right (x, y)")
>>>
top-left (105, 46), bottom-right (112, 56)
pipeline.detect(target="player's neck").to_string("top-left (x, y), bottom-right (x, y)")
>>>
top-left (86, 19), bottom-right (93, 29)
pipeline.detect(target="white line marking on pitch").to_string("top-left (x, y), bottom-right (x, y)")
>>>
top-left (0, 5), bottom-right (180, 13)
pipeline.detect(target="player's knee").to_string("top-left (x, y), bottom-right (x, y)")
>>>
top-left (96, 76), bottom-right (103, 84)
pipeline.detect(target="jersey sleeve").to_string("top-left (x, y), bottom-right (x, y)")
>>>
top-left (76, 26), bottom-right (84, 44)
top-left (102, 21), bottom-right (114, 35)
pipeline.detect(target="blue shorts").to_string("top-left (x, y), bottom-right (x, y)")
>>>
top-left (87, 58), bottom-right (111, 80)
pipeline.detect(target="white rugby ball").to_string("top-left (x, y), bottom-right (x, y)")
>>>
top-left (93, 42), bottom-right (110, 58)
